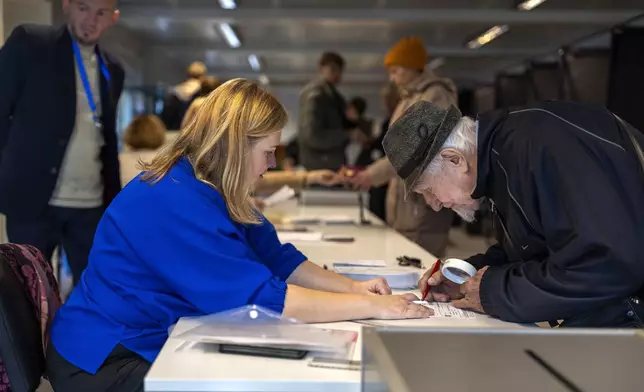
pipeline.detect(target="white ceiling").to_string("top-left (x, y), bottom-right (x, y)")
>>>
top-left (115, 0), bottom-right (643, 87)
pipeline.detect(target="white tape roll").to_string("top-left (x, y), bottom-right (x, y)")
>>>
top-left (441, 258), bottom-right (477, 284)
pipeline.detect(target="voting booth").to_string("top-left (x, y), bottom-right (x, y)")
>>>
top-left (362, 327), bottom-right (644, 392)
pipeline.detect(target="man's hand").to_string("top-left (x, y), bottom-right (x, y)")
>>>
top-left (452, 266), bottom-right (488, 314)
top-left (307, 170), bottom-right (341, 186)
top-left (351, 278), bottom-right (392, 295)
top-left (346, 171), bottom-right (372, 190)
top-left (418, 264), bottom-right (464, 302)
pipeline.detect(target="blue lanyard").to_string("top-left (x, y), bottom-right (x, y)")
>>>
top-left (72, 41), bottom-right (111, 128)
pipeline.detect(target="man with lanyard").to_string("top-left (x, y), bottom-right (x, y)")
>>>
top-left (0, 0), bottom-right (125, 285)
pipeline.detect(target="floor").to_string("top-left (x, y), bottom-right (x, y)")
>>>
top-left (36, 227), bottom-right (489, 392)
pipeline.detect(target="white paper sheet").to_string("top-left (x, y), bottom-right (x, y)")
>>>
top-left (263, 185), bottom-right (296, 207)
top-left (353, 301), bottom-right (476, 328)
top-left (277, 231), bottom-right (324, 242)
top-left (413, 301), bottom-right (476, 319)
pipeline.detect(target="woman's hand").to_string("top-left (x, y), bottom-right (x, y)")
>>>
top-left (351, 278), bottom-right (392, 295)
top-left (306, 170), bottom-right (341, 186)
top-left (369, 293), bottom-right (434, 320)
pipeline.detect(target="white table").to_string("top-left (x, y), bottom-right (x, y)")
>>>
top-left (268, 200), bottom-right (431, 268)
top-left (145, 199), bottom-right (526, 392)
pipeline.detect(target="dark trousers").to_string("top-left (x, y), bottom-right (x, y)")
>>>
top-left (6, 207), bottom-right (103, 285)
top-left (46, 343), bottom-right (150, 392)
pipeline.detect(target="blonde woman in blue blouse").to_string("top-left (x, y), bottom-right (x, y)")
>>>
top-left (47, 78), bottom-right (431, 392)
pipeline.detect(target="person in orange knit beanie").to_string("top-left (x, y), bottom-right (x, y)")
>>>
top-left (384, 36), bottom-right (428, 72)
top-left (343, 36), bottom-right (458, 258)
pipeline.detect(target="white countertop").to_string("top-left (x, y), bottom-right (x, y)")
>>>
top-left (145, 198), bottom-right (526, 392)
top-left (266, 200), bottom-right (431, 267)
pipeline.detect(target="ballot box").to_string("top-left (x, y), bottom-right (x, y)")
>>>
top-left (300, 188), bottom-right (369, 207)
top-left (362, 327), bottom-right (644, 392)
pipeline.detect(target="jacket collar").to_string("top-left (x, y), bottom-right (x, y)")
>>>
top-left (471, 108), bottom-right (509, 199)
top-left (400, 71), bottom-right (438, 98)
top-left (314, 77), bottom-right (340, 97)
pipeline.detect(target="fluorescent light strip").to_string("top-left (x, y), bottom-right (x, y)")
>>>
top-left (428, 57), bottom-right (445, 70)
top-left (248, 54), bottom-right (261, 71)
top-left (517, 0), bottom-right (547, 11)
top-left (218, 0), bottom-right (237, 9)
top-left (219, 23), bottom-right (241, 48)
top-left (467, 25), bottom-right (509, 49)
top-left (155, 17), bottom-right (169, 31)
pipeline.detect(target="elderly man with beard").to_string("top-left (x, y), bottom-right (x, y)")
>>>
top-left (382, 100), bottom-right (644, 328)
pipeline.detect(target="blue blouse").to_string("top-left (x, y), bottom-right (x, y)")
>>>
top-left (50, 157), bottom-right (307, 374)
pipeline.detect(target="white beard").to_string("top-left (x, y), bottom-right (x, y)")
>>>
top-left (452, 206), bottom-right (477, 223)
top-left (451, 197), bottom-right (484, 223)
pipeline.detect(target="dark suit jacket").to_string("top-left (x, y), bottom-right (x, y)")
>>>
top-left (0, 24), bottom-right (124, 219)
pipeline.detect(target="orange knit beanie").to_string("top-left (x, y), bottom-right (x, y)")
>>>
top-left (384, 37), bottom-right (428, 71)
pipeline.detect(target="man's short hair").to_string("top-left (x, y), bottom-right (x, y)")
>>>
top-left (319, 52), bottom-right (345, 69)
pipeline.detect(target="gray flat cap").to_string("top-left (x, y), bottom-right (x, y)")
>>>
top-left (382, 101), bottom-right (462, 198)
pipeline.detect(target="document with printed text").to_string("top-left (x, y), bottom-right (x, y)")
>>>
top-left (413, 301), bottom-right (476, 319)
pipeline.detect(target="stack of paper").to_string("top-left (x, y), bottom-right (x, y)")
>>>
top-left (333, 267), bottom-right (419, 290)
top-left (263, 185), bottom-right (296, 207)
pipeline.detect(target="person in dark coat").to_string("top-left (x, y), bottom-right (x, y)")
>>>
top-left (160, 61), bottom-right (207, 131)
top-left (297, 52), bottom-right (349, 171)
top-left (382, 100), bottom-right (644, 328)
top-left (0, 0), bottom-right (125, 285)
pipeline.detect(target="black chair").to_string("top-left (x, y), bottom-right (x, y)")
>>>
top-left (0, 248), bottom-right (48, 392)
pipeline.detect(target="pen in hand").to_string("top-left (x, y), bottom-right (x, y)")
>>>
top-left (421, 259), bottom-right (441, 301)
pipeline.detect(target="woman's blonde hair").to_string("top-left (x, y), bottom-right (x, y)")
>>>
top-left (123, 114), bottom-right (166, 150)
top-left (141, 78), bottom-right (287, 224)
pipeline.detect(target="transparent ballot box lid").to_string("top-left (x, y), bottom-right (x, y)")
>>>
top-left (173, 305), bottom-right (357, 355)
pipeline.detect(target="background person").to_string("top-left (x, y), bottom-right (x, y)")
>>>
top-left (180, 76), bottom-right (221, 129)
top-left (46, 79), bottom-right (431, 392)
top-left (160, 61), bottom-right (208, 130)
top-left (0, 0), bottom-right (124, 285)
top-left (298, 52), bottom-right (350, 171)
top-left (346, 37), bottom-right (457, 257)
top-left (119, 114), bottom-right (167, 185)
